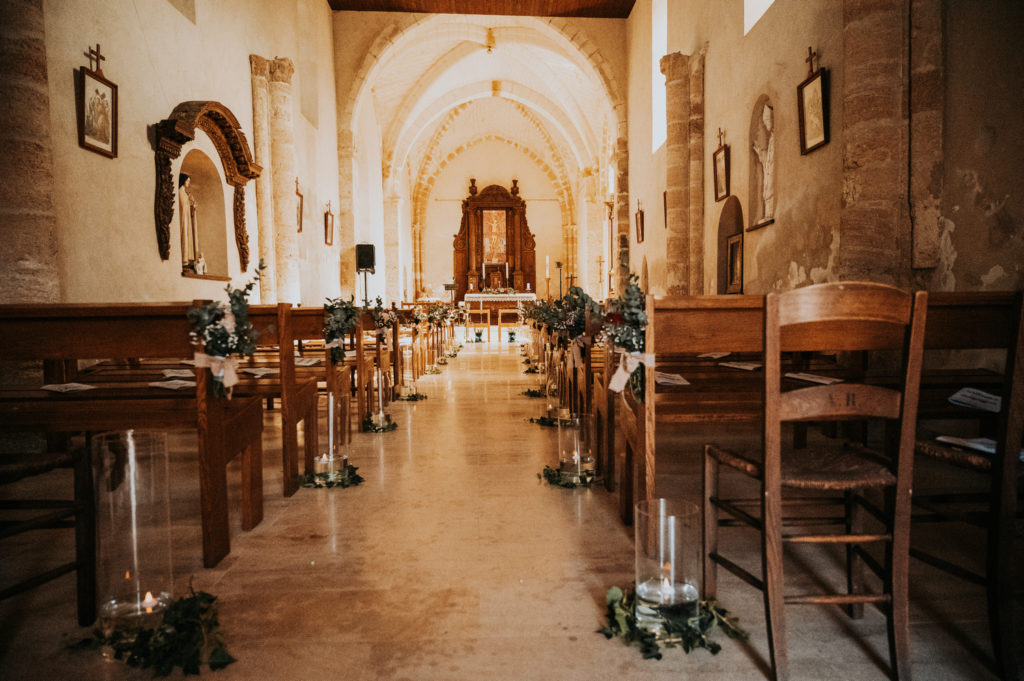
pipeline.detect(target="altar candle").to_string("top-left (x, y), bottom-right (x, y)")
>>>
top-left (505, 262), bottom-right (509, 280)
top-left (546, 256), bottom-right (550, 278)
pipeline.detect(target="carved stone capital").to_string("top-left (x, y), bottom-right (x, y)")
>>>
top-left (249, 54), bottom-right (269, 79)
top-left (660, 51), bottom-right (689, 80)
top-left (269, 58), bottom-right (295, 84)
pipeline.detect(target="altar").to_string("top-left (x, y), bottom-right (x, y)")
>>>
top-left (462, 292), bottom-right (537, 318)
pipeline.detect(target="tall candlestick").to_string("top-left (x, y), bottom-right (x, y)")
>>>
top-left (546, 255), bottom-right (550, 278)
top-left (377, 368), bottom-right (384, 419)
top-left (505, 262), bottom-right (508, 281)
top-left (327, 392), bottom-right (335, 459)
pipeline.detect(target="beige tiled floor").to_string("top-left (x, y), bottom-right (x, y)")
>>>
top-left (0, 339), bottom-right (1019, 680)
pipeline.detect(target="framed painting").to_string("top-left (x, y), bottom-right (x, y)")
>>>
top-left (324, 209), bottom-right (334, 246)
top-left (726, 233), bottom-right (743, 294)
top-left (797, 68), bottom-right (829, 155)
top-left (713, 144), bottom-right (730, 201)
top-left (76, 67), bottom-right (117, 158)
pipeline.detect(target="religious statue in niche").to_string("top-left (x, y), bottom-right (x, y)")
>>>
top-left (179, 173), bottom-right (200, 273)
top-left (752, 104), bottom-right (775, 224)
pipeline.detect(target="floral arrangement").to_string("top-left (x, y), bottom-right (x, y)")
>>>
top-left (187, 263), bottom-right (263, 396)
top-left (523, 287), bottom-right (599, 340)
top-left (427, 302), bottom-right (453, 327)
top-left (323, 296), bottom-right (361, 365)
top-left (481, 287), bottom-right (515, 294)
top-left (599, 273), bottom-right (647, 353)
top-left (368, 297), bottom-right (398, 341)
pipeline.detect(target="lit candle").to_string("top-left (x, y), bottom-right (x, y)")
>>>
top-left (377, 368), bottom-right (385, 421)
top-left (142, 591), bottom-right (158, 614)
top-left (327, 392), bottom-right (335, 460)
top-left (505, 262), bottom-right (509, 281)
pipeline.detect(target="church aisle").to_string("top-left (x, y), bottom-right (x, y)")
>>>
top-left (0, 341), bottom-right (1007, 680)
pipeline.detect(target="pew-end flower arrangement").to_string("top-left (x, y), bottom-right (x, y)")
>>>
top-left (323, 296), bottom-right (361, 364)
top-left (598, 273), bottom-right (648, 399)
top-left (369, 297), bottom-right (398, 343)
top-left (187, 262), bottom-right (264, 398)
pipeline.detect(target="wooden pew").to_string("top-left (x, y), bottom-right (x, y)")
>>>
top-left (0, 304), bottom-right (264, 568)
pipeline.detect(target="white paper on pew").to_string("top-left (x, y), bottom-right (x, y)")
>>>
top-left (785, 372), bottom-right (842, 385)
top-left (179, 359), bottom-right (197, 366)
top-left (41, 382), bottom-right (96, 392)
top-left (947, 387), bottom-right (1001, 413)
top-left (240, 367), bottom-right (280, 377)
top-left (655, 371), bottom-right (690, 386)
top-left (294, 357), bottom-right (323, 366)
top-left (162, 369), bottom-right (195, 378)
top-left (719, 361), bottom-right (762, 371)
top-left (698, 352), bottom-right (731, 360)
top-left (149, 379), bottom-right (196, 390)
top-left (935, 436), bottom-right (996, 454)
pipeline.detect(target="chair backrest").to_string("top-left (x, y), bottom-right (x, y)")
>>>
top-left (468, 309), bottom-right (490, 324)
top-left (765, 282), bottom-right (928, 467)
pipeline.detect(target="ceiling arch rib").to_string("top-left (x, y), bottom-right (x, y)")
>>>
top-left (411, 134), bottom-right (574, 228)
top-left (391, 80), bottom-right (592, 181)
top-left (410, 98), bottom-right (576, 223)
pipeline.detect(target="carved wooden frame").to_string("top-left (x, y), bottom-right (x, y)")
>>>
top-left (152, 101), bottom-right (261, 270)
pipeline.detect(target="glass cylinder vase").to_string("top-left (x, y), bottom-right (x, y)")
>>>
top-left (557, 413), bottom-right (596, 483)
top-left (634, 498), bottom-right (700, 633)
top-left (92, 430), bottom-right (174, 636)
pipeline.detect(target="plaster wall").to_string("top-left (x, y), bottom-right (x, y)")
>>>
top-left (353, 96), bottom-right (387, 303)
top-left (628, 0), bottom-right (841, 296)
top-left (626, 0), bottom-right (668, 296)
top-left (922, 1), bottom-right (1023, 292)
top-left (421, 141), bottom-right (562, 300)
top-left (41, 0), bottom-right (340, 303)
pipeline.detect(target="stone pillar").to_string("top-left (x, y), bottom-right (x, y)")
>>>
top-left (661, 52), bottom-right (690, 295)
top-left (687, 50), bottom-right (706, 294)
top-left (909, 0), bottom-right (943, 269)
top-left (411, 224), bottom-right (423, 298)
top-left (383, 194), bottom-right (401, 301)
top-left (249, 55), bottom-right (276, 301)
top-left (269, 58), bottom-right (300, 301)
top-left (337, 133), bottom-right (356, 297)
top-left (0, 0), bottom-right (60, 303)
top-left (840, 0), bottom-right (911, 284)
top-left (615, 137), bottom-right (630, 293)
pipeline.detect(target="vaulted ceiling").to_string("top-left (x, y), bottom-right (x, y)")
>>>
top-left (327, 0), bottom-right (635, 19)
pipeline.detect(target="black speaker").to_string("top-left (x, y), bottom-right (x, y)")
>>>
top-left (356, 243), bottom-right (375, 272)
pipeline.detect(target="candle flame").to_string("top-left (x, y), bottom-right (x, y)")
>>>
top-left (124, 570), bottom-right (131, 580)
top-left (142, 591), bottom-right (158, 614)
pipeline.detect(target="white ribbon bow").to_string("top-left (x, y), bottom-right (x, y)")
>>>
top-left (608, 351), bottom-right (656, 393)
top-left (194, 353), bottom-right (239, 392)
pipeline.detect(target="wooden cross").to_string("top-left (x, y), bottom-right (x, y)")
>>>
top-left (567, 273), bottom-right (577, 288)
top-left (806, 46), bottom-right (817, 76)
top-left (717, 128), bottom-right (725, 147)
top-left (85, 44), bottom-right (105, 74)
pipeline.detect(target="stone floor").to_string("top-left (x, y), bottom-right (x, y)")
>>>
top-left (1, 339), bottom-right (1019, 680)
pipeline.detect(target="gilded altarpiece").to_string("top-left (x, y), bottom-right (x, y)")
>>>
top-left (453, 179), bottom-right (536, 301)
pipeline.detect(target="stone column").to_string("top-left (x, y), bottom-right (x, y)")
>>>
top-left (687, 50), bottom-right (706, 294)
top-left (269, 58), bottom-right (300, 301)
top-left (337, 132), bottom-right (356, 297)
top-left (0, 0), bottom-right (59, 303)
top-left (909, 0), bottom-right (943, 269)
top-left (661, 52), bottom-right (691, 294)
top-left (840, 0), bottom-right (911, 284)
top-left (249, 55), bottom-right (276, 301)
top-left (383, 194), bottom-right (401, 301)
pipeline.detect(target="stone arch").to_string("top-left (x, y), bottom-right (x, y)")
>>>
top-left (152, 100), bottom-right (261, 270)
top-left (716, 196), bottom-right (744, 294)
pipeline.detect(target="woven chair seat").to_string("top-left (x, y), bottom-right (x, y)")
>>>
top-left (707, 443), bottom-right (897, 491)
top-left (915, 438), bottom-right (992, 472)
top-left (0, 451), bottom-right (80, 485)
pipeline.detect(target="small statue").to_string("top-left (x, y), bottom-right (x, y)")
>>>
top-left (752, 105), bottom-right (775, 222)
top-left (195, 253), bottom-right (207, 275)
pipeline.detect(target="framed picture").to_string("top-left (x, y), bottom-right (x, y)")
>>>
top-left (324, 209), bottom-right (334, 246)
top-left (713, 144), bottom-right (730, 201)
top-left (295, 179), bottom-right (303, 232)
top-left (635, 200), bottom-right (644, 243)
top-left (726, 233), bottom-right (743, 294)
top-left (797, 68), bottom-right (829, 155)
top-left (76, 67), bottom-right (117, 158)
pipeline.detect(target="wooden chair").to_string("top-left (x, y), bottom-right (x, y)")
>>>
top-left (910, 291), bottom-right (1023, 681)
top-left (0, 447), bottom-right (96, 625)
top-left (466, 309), bottom-right (490, 342)
top-left (496, 308), bottom-right (519, 343)
top-left (703, 282), bottom-right (927, 681)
